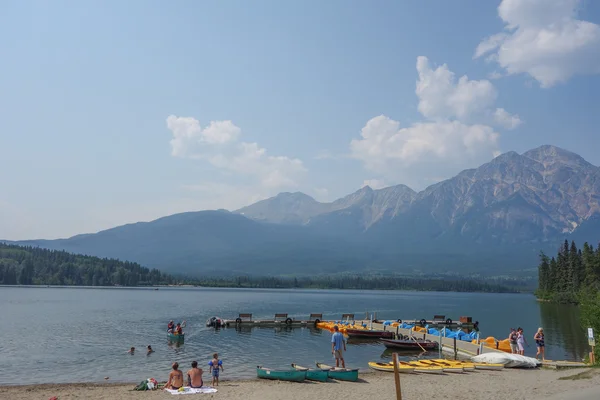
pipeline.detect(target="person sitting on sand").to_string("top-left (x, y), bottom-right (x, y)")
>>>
top-left (147, 345), bottom-right (154, 355)
top-left (534, 327), bottom-right (545, 361)
top-left (167, 320), bottom-right (175, 333)
top-left (165, 362), bottom-right (184, 390)
top-left (208, 353), bottom-right (223, 386)
top-left (127, 347), bottom-right (135, 354)
top-left (187, 361), bottom-right (204, 388)
top-left (331, 325), bottom-right (347, 368)
top-left (508, 328), bottom-right (519, 354)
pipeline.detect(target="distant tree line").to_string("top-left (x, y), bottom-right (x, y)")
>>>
top-left (536, 240), bottom-right (600, 364)
top-left (0, 244), bottom-right (174, 286)
top-left (191, 275), bottom-right (519, 293)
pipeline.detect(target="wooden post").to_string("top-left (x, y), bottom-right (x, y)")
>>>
top-left (453, 337), bottom-right (458, 360)
top-left (438, 330), bottom-right (442, 359)
top-left (392, 353), bottom-right (402, 400)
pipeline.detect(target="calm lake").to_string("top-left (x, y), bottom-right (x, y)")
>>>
top-left (0, 286), bottom-right (589, 385)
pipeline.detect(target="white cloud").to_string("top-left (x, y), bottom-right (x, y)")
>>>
top-left (474, 0), bottom-right (600, 87)
top-left (416, 56), bottom-right (497, 121)
top-left (313, 187), bottom-right (329, 200)
top-left (350, 57), bottom-right (515, 189)
top-left (362, 179), bottom-right (387, 190)
top-left (494, 108), bottom-right (523, 130)
top-left (167, 115), bottom-right (306, 189)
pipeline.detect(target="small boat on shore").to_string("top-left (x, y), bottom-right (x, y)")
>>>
top-left (315, 362), bottom-right (359, 382)
top-left (256, 366), bottom-right (306, 382)
top-left (416, 360), bottom-right (464, 373)
top-left (291, 363), bottom-right (328, 382)
top-left (395, 361), bottom-right (444, 374)
top-left (430, 359), bottom-right (476, 372)
top-left (167, 333), bottom-right (184, 343)
top-left (345, 328), bottom-right (394, 339)
top-left (381, 338), bottom-right (438, 350)
top-left (368, 362), bottom-right (415, 373)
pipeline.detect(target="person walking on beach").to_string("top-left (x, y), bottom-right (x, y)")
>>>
top-left (534, 327), bottom-right (545, 361)
top-left (517, 327), bottom-right (528, 356)
top-left (187, 361), bottom-right (204, 388)
top-left (331, 325), bottom-right (347, 368)
top-left (165, 362), bottom-right (184, 390)
top-left (209, 353), bottom-right (223, 386)
top-left (508, 328), bottom-right (519, 354)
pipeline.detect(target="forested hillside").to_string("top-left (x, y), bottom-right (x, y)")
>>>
top-left (0, 243), bottom-right (174, 286)
top-left (536, 240), bottom-right (600, 363)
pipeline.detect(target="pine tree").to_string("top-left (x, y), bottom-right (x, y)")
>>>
top-left (549, 257), bottom-right (558, 292)
top-left (538, 252), bottom-right (550, 294)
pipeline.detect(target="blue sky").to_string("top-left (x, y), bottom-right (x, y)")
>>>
top-left (1, 0), bottom-right (599, 239)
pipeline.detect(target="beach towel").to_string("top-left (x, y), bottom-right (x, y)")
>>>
top-left (165, 387), bottom-right (218, 395)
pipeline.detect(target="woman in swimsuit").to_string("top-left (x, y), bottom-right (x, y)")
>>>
top-left (165, 362), bottom-right (184, 390)
top-left (534, 327), bottom-right (545, 361)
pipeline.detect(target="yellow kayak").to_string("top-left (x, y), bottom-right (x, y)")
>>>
top-left (393, 361), bottom-right (444, 374)
top-left (430, 359), bottom-right (476, 372)
top-left (417, 360), bottom-right (464, 373)
top-left (368, 362), bottom-right (415, 373)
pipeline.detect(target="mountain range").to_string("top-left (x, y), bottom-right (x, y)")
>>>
top-left (5, 145), bottom-right (600, 277)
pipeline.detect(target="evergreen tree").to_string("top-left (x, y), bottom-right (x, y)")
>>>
top-left (538, 252), bottom-right (550, 294)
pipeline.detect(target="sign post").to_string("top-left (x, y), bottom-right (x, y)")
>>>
top-left (588, 328), bottom-right (595, 364)
top-left (392, 353), bottom-right (402, 400)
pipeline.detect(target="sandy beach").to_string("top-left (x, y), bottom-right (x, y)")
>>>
top-left (1, 368), bottom-right (599, 400)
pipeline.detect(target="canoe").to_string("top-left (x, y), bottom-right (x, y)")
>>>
top-left (471, 362), bottom-right (505, 371)
top-left (417, 360), bottom-right (464, 373)
top-left (345, 329), bottom-right (394, 339)
top-left (431, 359), bottom-right (476, 372)
top-left (291, 363), bottom-right (328, 382)
top-left (315, 362), bottom-right (359, 382)
top-left (381, 338), bottom-right (439, 350)
top-left (368, 362), bottom-right (414, 373)
top-left (167, 333), bottom-right (185, 342)
top-left (256, 366), bottom-right (306, 382)
top-left (394, 361), bottom-right (444, 374)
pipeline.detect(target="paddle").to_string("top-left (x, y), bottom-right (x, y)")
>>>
top-left (408, 334), bottom-right (428, 353)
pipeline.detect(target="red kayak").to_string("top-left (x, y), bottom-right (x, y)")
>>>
top-left (381, 338), bottom-right (439, 350)
top-left (345, 329), bottom-right (394, 339)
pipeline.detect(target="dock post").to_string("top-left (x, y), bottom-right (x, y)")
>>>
top-left (477, 332), bottom-right (480, 344)
top-left (453, 337), bottom-right (458, 360)
top-left (479, 341), bottom-right (483, 355)
top-left (392, 353), bottom-right (402, 400)
top-left (439, 330), bottom-right (442, 359)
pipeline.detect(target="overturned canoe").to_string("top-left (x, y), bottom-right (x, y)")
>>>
top-left (257, 366), bottom-right (306, 382)
top-left (291, 363), bottom-right (328, 382)
top-left (315, 362), bottom-right (359, 382)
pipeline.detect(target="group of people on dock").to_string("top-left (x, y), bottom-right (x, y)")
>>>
top-left (165, 354), bottom-right (224, 390)
top-left (508, 327), bottom-right (545, 360)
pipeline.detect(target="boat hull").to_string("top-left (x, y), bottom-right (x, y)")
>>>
top-left (368, 362), bottom-right (414, 373)
top-left (315, 362), bottom-right (359, 382)
top-left (346, 329), bottom-right (394, 339)
top-left (291, 364), bottom-right (328, 382)
top-left (167, 333), bottom-right (185, 342)
top-left (257, 367), bottom-right (306, 382)
top-left (381, 338), bottom-right (438, 350)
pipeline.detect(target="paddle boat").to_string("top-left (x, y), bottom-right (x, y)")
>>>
top-left (368, 362), bottom-right (415, 373)
top-left (315, 362), bottom-right (359, 382)
top-left (256, 366), bottom-right (306, 382)
top-left (206, 316), bottom-right (226, 328)
top-left (291, 363), bottom-right (329, 382)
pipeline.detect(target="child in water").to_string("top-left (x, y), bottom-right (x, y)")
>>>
top-left (208, 353), bottom-right (223, 386)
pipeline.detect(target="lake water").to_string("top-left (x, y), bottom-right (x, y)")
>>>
top-left (0, 286), bottom-right (589, 385)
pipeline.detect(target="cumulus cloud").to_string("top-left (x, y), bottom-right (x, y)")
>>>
top-left (350, 57), bottom-right (516, 189)
top-left (494, 108), bottom-right (523, 130)
top-left (474, 0), bottom-right (600, 87)
top-left (167, 115), bottom-right (306, 189)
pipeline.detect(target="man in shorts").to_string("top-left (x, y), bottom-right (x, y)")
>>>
top-left (508, 328), bottom-right (519, 354)
top-left (331, 326), bottom-right (347, 368)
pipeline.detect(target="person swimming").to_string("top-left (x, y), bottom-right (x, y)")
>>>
top-left (147, 345), bottom-right (154, 355)
top-left (127, 347), bottom-right (135, 354)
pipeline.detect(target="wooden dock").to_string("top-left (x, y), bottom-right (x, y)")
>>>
top-left (220, 313), bottom-right (324, 328)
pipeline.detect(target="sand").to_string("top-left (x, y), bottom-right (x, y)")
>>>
top-left (1, 368), bottom-right (599, 400)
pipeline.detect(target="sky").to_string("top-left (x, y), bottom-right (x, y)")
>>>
top-left (1, 0), bottom-right (599, 240)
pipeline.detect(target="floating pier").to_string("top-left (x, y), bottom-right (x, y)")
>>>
top-left (221, 313), bottom-right (325, 328)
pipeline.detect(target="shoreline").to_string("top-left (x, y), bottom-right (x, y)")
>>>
top-left (1, 368), bottom-right (599, 400)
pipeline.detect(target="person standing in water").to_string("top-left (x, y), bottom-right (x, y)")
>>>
top-left (331, 325), bottom-right (347, 368)
top-left (534, 327), bottom-right (545, 361)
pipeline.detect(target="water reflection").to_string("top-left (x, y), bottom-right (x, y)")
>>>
top-left (539, 302), bottom-right (588, 361)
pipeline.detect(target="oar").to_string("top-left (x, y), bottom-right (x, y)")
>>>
top-left (409, 334), bottom-right (427, 353)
